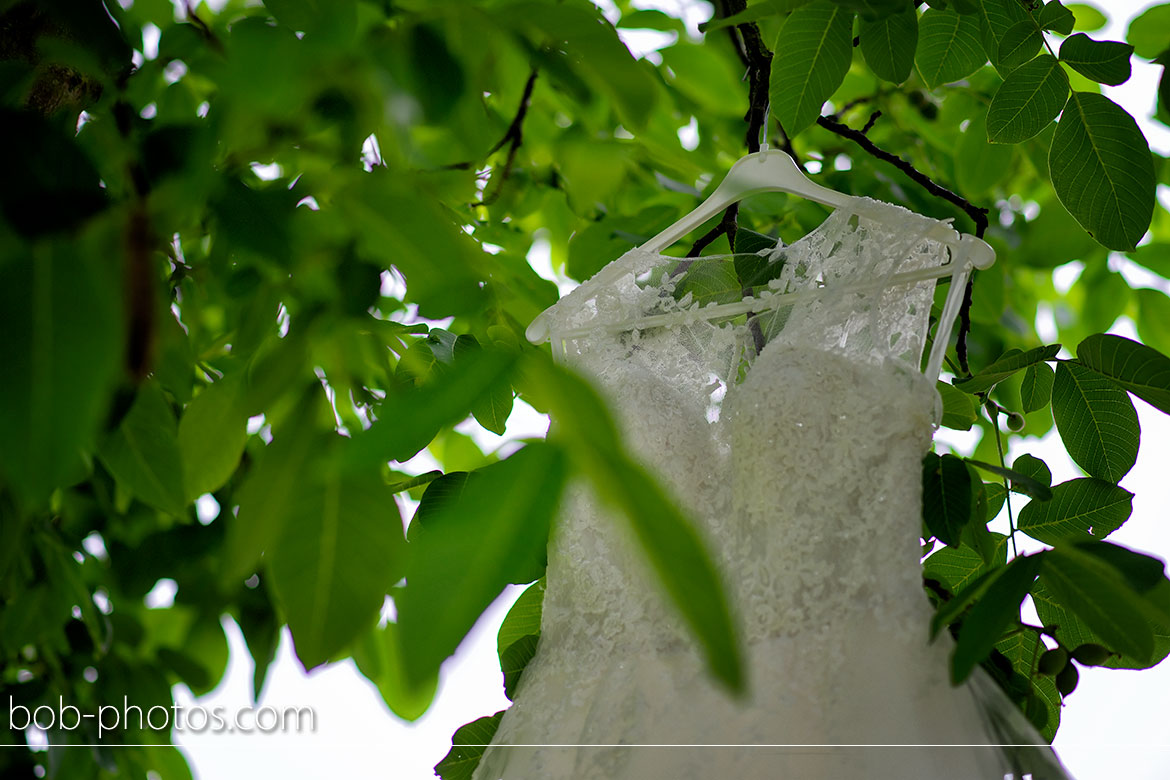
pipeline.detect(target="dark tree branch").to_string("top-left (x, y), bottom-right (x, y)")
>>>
top-left (813, 114), bottom-right (990, 377)
top-left (453, 69), bottom-right (537, 206)
top-left (860, 110), bottom-right (881, 135)
top-left (814, 114), bottom-right (990, 236)
top-left (690, 203), bottom-right (740, 257)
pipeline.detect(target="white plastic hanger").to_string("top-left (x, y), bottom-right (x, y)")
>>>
top-left (526, 148), bottom-right (994, 381)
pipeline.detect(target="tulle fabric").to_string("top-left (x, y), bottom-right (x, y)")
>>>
top-left (473, 201), bottom-right (1071, 779)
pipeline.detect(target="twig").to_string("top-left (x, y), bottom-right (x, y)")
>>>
top-left (462, 69), bottom-right (538, 207)
top-left (717, 1), bottom-right (798, 162)
top-left (860, 110), bottom-right (881, 135)
top-left (815, 114), bottom-right (990, 237)
top-left (690, 203), bottom-right (740, 256)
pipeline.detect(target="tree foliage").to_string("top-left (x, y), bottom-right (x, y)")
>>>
top-left (2, 0), bottom-right (1170, 776)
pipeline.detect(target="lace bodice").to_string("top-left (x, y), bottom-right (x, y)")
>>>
top-left (472, 201), bottom-right (1069, 779)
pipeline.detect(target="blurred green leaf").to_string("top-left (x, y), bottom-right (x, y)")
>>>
top-left (1040, 545), bottom-right (1155, 662)
top-left (524, 357), bottom-right (744, 693)
top-left (952, 553), bottom-right (1045, 683)
top-left (178, 372), bottom-right (250, 501)
top-left (397, 444), bottom-right (566, 685)
top-left (1126, 4), bottom-right (1170, 59)
top-left (0, 240), bottom-right (121, 506)
top-left (1066, 3), bottom-right (1106, 33)
top-left (353, 621), bottom-right (437, 722)
top-left (268, 451), bottom-right (408, 670)
top-left (98, 381), bottom-right (187, 517)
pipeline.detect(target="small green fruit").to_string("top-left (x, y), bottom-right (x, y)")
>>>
top-left (1006, 411), bottom-right (1026, 431)
top-left (1056, 662), bottom-right (1079, 696)
top-left (1038, 647), bottom-right (1068, 675)
top-left (1071, 643), bottom-right (1112, 666)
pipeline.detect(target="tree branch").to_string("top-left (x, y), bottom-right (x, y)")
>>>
top-left (815, 114), bottom-right (990, 236)
top-left (454, 69), bottom-right (538, 206)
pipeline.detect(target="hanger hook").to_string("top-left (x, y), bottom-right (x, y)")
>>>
top-left (758, 101), bottom-right (770, 159)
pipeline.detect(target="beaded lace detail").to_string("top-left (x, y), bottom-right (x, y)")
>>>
top-left (472, 200), bottom-right (1070, 779)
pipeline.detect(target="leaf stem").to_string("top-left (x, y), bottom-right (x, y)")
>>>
top-left (988, 400), bottom-right (1020, 559)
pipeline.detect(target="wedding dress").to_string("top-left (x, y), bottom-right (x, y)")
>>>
top-left (472, 199), bottom-right (1071, 779)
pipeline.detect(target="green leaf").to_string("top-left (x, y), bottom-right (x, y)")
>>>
top-left (435, 711), bottom-right (504, 780)
top-left (924, 537), bottom-right (1002, 594)
top-left (500, 633), bottom-right (539, 700)
top-left (952, 553), bottom-right (1045, 683)
top-left (660, 43), bottom-right (748, 118)
top-left (453, 336), bottom-right (514, 435)
top-left (938, 380), bottom-right (978, 429)
top-left (1021, 362), bottom-right (1056, 412)
top-left (1066, 3), bottom-right (1105, 33)
top-left (975, 0), bottom-right (1036, 69)
top-left (1012, 453), bottom-right (1052, 488)
top-left (1049, 91), bottom-right (1156, 251)
top-left (1077, 333), bottom-right (1170, 415)
top-left (0, 242), bottom-right (121, 505)
top-left (98, 381), bottom-right (188, 517)
top-left (860, 6), bottom-right (918, 83)
top-left (1017, 478), bottom-right (1134, 545)
top-left (1033, 579), bottom-right (1170, 670)
top-left (178, 372), bottom-right (250, 501)
top-left (997, 19), bottom-right (1043, 70)
top-left (619, 9), bottom-right (688, 33)
top-left (986, 55), bottom-right (1069, 144)
top-left (953, 344), bottom-right (1061, 393)
top-left (1127, 243), bottom-right (1170, 278)
top-left (1040, 545), bottom-right (1155, 662)
top-left (497, 579), bottom-right (545, 658)
top-left (956, 112), bottom-right (1015, 194)
top-left (397, 444), bottom-right (567, 685)
top-left (524, 358), bottom-right (744, 693)
top-left (346, 348), bottom-right (516, 466)
top-left (352, 621), bottom-right (437, 722)
top-left (1038, 1), bottom-right (1075, 35)
top-left (965, 459), bottom-right (1054, 502)
top-left (1127, 4), bottom-right (1170, 59)
top-left (770, 1), bottom-right (855, 135)
top-left (915, 8), bottom-right (986, 89)
top-left (1059, 33), bottom-right (1133, 85)
top-left (922, 453), bottom-right (973, 546)
top-left (830, 0), bottom-right (909, 19)
top-left (700, 0), bottom-right (814, 31)
top-left (225, 389), bottom-right (331, 584)
top-left (268, 455), bottom-right (408, 670)
top-left (1052, 361), bottom-right (1140, 481)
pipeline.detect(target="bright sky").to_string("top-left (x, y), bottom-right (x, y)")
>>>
top-left (173, 2), bottom-right (1170, 779)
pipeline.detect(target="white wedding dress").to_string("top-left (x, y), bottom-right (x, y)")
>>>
top-left (472, 201), bottom-right (1071, 779)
